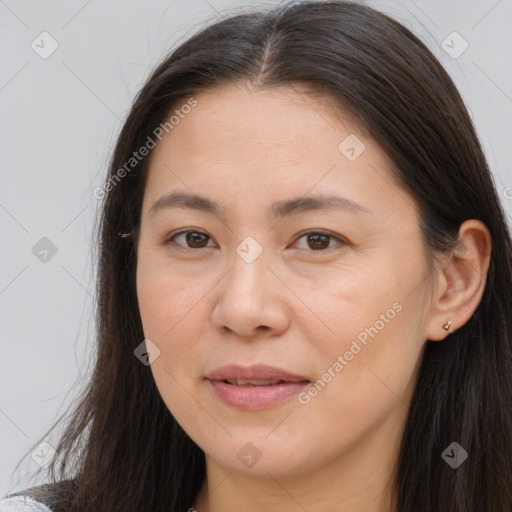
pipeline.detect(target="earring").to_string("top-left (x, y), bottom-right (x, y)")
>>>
top-left (119, 232), bottom-right (132, 238)
top-left (442, 320), bottom-right (452, 331)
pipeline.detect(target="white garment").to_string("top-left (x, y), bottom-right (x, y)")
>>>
top-left (0, 495), bottom-right (53, 512)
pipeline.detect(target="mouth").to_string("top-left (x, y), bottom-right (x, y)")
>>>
top-left (222, 379), bottom-right (295, 386)
top-left (206, 364), bottom-right (310, 410)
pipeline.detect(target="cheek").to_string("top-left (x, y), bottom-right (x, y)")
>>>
top-left (137, 266), bottom-right (205, 416)
top-left (136, 250), bottom-right (197, 338)
top-left (296, 308), bottom-right (423, 463)
top-left (316, 289), bottom-right (425, 413)
top-left (296, 261), bottom-right (399, 355)
top-left (304, 250), bottom-right (427, 402)
top-left (136, 253), bottom-right (212, 384)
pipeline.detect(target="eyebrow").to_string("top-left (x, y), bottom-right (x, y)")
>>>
top-left (148, 191), bottom-right (370, 220)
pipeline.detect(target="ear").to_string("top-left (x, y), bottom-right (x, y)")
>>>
top-left (425, 219), bottom-right (492, 341)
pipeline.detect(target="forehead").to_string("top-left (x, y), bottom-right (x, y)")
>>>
top-left (147, 83), bottom-right (386, 177)
top-left (142, 82), bottom-right (415, 224)
top-left (159, 82), bottom-right (363, 156)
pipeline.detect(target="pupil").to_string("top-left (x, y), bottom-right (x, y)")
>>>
top-left (308, 234), bottom-right (328, 250)
top-left (187, 232), bottom-right (206, 248)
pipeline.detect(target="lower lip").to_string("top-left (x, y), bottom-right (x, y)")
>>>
top-left (208, 379), bottom-right (309, 410)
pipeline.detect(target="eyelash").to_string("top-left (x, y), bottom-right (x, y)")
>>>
top-left (163, 229), bottom-right (348, 253)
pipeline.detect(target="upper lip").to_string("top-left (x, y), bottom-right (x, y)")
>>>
top-left (206, 364), bottom-right (309, 382)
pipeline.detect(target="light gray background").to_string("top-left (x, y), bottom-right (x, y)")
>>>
top-left (1, 0), bottom-right (511, 496)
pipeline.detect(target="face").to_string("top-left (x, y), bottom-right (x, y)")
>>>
top-left (136, 83), bottom-right (434, 479)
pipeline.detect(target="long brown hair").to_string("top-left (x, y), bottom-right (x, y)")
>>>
top-left (10, 1), bottom-right (512, 510)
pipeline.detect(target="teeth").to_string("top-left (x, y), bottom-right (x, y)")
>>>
top-left (226, 379), bottom-right (282, 386)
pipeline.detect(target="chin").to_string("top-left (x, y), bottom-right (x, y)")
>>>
top-left (200, 433), bottom-right (320, 478)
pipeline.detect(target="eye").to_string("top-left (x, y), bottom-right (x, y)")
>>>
top-left (164, 229), bottom-right (347, 252)
top-left (292, 231), bottom-right (347, 251)
top-left (164, 230), bottom-right (216, 250)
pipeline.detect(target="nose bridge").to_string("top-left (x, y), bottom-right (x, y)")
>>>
top-left (227, 235), bottom-right (269, 300)
top-left (210, 234), bottom-right (287, 336)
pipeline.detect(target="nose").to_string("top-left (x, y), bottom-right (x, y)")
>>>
top-left (211, 244), bottom-right (290, 339)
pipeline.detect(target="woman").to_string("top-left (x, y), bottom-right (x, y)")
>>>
top-left (2, 1), bottom-right (511, 511)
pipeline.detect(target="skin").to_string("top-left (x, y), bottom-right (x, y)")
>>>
top-left (135, 82), bottom-right (491, 512)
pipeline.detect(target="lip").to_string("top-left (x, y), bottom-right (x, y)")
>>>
top-left (207, 364), bottom-right (308, 382)
top-left (206, 364), bottom-right (310, 411)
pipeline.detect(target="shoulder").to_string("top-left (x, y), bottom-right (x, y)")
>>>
top-left (0, 481), bottom-right (74, 512)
